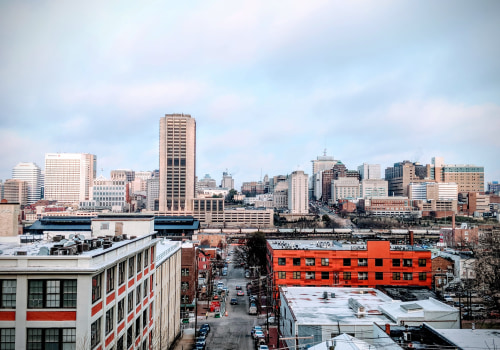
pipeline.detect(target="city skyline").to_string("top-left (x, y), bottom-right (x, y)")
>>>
top-left (1, 1), bottom-right (499, 188)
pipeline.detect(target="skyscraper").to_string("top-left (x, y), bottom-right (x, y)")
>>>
top-left (159, 114), bottom-right (196, 212)
top-left (44, 153), bottom-right (96, 203)
top-left (288, 170), bottom-right (309, 214)
top-left (12, 162), bottom-right (42, 204)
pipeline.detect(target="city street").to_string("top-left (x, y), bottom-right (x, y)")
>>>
top-left (176, 249), bottom-right (268, 350)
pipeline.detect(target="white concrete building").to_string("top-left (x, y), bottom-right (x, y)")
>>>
top-left (332, 177), bottom-right (360, 202)
top-left (360, 179), bottom-right (388, 198)
top-left (409, 182), bottom-right (458, 201)
top-left (358, 163), bottom-right (381, 180)
top-left (273, 181), bottom-right (288, 209)
top-left (83, 175), bottom-right (128, 211)
top-left (0, 220), bottom-right (159, 350)
top-left (279, 287), bottom-right (459, 349)
top-left (12, 162), bottom-right (42, 204)
top-left (288, 170), bottom-right (309, 214)
top-left (44, 153), bottom-right (97, 204)
top-left (221, 171), bottom-right (234, 190)
top-left (147, 178), bottom-right (160, 211)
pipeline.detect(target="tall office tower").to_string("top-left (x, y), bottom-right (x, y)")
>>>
top-left (288, 170), bottom-right (309, 214)
top-left (159, 114), bottom-right (196, 212)
top-left (221, 171), bottom-right (234, 190)
top-left (385, 160), bottom-right (428, 197)
top-left (2, 179), bottom-right (28, 205)
top-left (146, 177), bottom-right (160, 211)
top-left (44, 153), bottom-right (97, 204)
top-left (357, 163), bottom-right (381, 180)
top-left (12, 162), bottom-right (42, 204)
top-left (311, 151), bottom-right (337, 176)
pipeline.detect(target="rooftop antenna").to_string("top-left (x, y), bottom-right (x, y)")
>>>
top-left (323, 148), bottom-right (327, 156)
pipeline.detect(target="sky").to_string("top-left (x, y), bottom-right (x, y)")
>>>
top-left (1, 1), bottom-right (499, 190)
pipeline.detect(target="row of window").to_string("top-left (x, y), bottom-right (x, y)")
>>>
top-left (276, 271), bottom-right (427, 281)
top-left (92, 301), bottom-right (154, 349)
top-left (0, 328), bottom-right (76, 349)
top-left (277, 257), bottom-right (427, 267)
top-left (92, 248), bottom-right (154, 304)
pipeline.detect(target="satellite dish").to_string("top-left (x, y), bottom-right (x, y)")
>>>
top-left (64, 241), bottom-right (76, 247)
top-left (69, 234), bottom-right (75, 239)
top-left (0, 250), bottom-right (3, 255)
top-left (78, 234), bottom-right (86, 240)
top-left (60, 239), bottom-right (68, 245)
top-left (38, 247), bottom-right (50, 256)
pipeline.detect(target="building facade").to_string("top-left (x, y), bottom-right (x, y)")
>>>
top-left (360, 179), bottom-right (388, 198)
top-left (288, 170), bottom-right (308, 214)
top-left (0, 231), bottom-right (158, 349)
top-left (357, 163), bottom-right (381, 180)
top-left (331, 177), bottom-right (360, 202)
top-left (12, 162), bottom-right (42, 204)
top-left (159, 114), bottom-right (196, 212)
top-left (385, 161), bottom-right (428, 197)
top-left (267, 240), bottom-right (432, 289)
top-left (44, 153), bottom-right (97, 204)
top-left (2, 179), bottom-right (28, 205)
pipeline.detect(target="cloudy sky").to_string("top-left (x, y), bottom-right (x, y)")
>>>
top-left (1, 1), bottom-right (499, 189)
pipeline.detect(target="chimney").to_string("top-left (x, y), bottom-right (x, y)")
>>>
top-left (409, 231), bottom-right (414, 246)
top-left (385, 324), bottom-right (391, 335)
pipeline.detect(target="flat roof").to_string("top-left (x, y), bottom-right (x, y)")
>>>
top-left (432, 328), bottom-right (500, 350)
top-left (268, 239), bottom-right (428, 251)
top-left (281, 286), bottom-right (395, 326)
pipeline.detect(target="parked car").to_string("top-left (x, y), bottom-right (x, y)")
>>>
top-left (259, 346), bottom-right (270, 350)
top-left (251, 326), bottom-right (263, 337)
top-left (230, 298), bottom-right (238, 305)
top-left (253, 330), bottom-right (265, 339)
top-left (200, 323), bottom-right (210, 332)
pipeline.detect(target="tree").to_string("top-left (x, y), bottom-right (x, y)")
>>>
top-left (322, 214), bottom-right (331, 223)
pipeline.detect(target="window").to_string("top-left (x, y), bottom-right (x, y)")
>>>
top-left (419, 272), bottom-right (427, 281)
top-left (0, 329), bottom-right (15, 349)
top-left (375, 259), bottom-right (383, 267)
top-left (128, 291), bottom-right (134, 314)
top-left (375, 272), bottom-right (383, 280)
top-left (343, 272), bottom-right (351, 280)
top-left (127, 325), bottom-right (133, 348)
top-left (278, 271), bottom-right (286, 279)
top-left (117, 335), bottom-right (124, 350)
top-left (403, 259), bottom-right (413, 267)
top-left (137, 253), bottom-right (142, 273)
top-left (135, 316), bottom-right (141, 338)
top-left (293, 272), bottom-right (301, 279)
top-left (343, 258), bottom-right (351, 266)
top-left (117, 298), bottom-right (125, 323)
top-left (27, 328), bottom-right (76, 350)
top-left (358, 272), bottom-right (368, 280)
top-left (143, 309), bottom-right (148, 328)
top-left (92, 273), bottom-right (102, 303)
top-left (143, 280), bottom-right (148, 297)
top-left (321, 258), bottom-right (329, 266)
top-left (358, 258), bottom-right (367, 266)
top-left (403, 273), bottom-right (413, 280)
top-left (128, 257), bottom-right (135, 278)
top-left (321, 271), bottom-right (329, 280)
top-left (101, 223), bottom-right (109, 230)
top-left (136, 287), bottom-right (141, 305)
top-left (181, 282), bottom-right (189, 292)
top-left (144, 250), bottom-right (149, 268)
top-left (418, 259), bottom-right (427, 267)
top-left (305, 258), bottom-right (315, 266)
top-left (106, 266), bottom-right (115, 294)
top-left (392, 259), bottom-right (400, 267)
top-left (278, 258), bottom-right (286, 266)
top-left (91, 318), bottom-right (101, 348)
top-left (181, 295), bottom-right (190, 304)
top-left (293, 258), bottom-right (300, 266)
top-left (105, 306), bottom-right (114, 335)
top-left (305, 272), bottom-right (315, 280)
top-left (393, 272), bottom-right (400, 280)
top-left (28, 280), bottom-right (77, 308)
top-left (118, 261), bottom-right (126, 286)
top-left (181, 268), bottom-right (189, 276)
top-left (150, 247), bottom-right (154, 264)
top-left (1, 280), bottom-right (16, 308)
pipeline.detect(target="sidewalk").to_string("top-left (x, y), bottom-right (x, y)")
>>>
top-left (266, 326), bottom-right (286, 350)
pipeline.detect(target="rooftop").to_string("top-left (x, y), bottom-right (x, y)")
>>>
top-left (268, 239), bottom-right (428, 251)
top-left (280, 286), bottom-right (394, 326)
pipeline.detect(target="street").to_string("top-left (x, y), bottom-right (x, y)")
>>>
top-left (178, 249), bottom-right (268, 350)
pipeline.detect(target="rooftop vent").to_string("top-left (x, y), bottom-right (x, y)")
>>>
top-left (15, 251), bottom-right (27, 256)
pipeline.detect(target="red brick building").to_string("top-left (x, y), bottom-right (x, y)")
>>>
top-left (267, 240), bottom-right (432, 289)
top-left (431, 256), bottom-right (455, 292)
